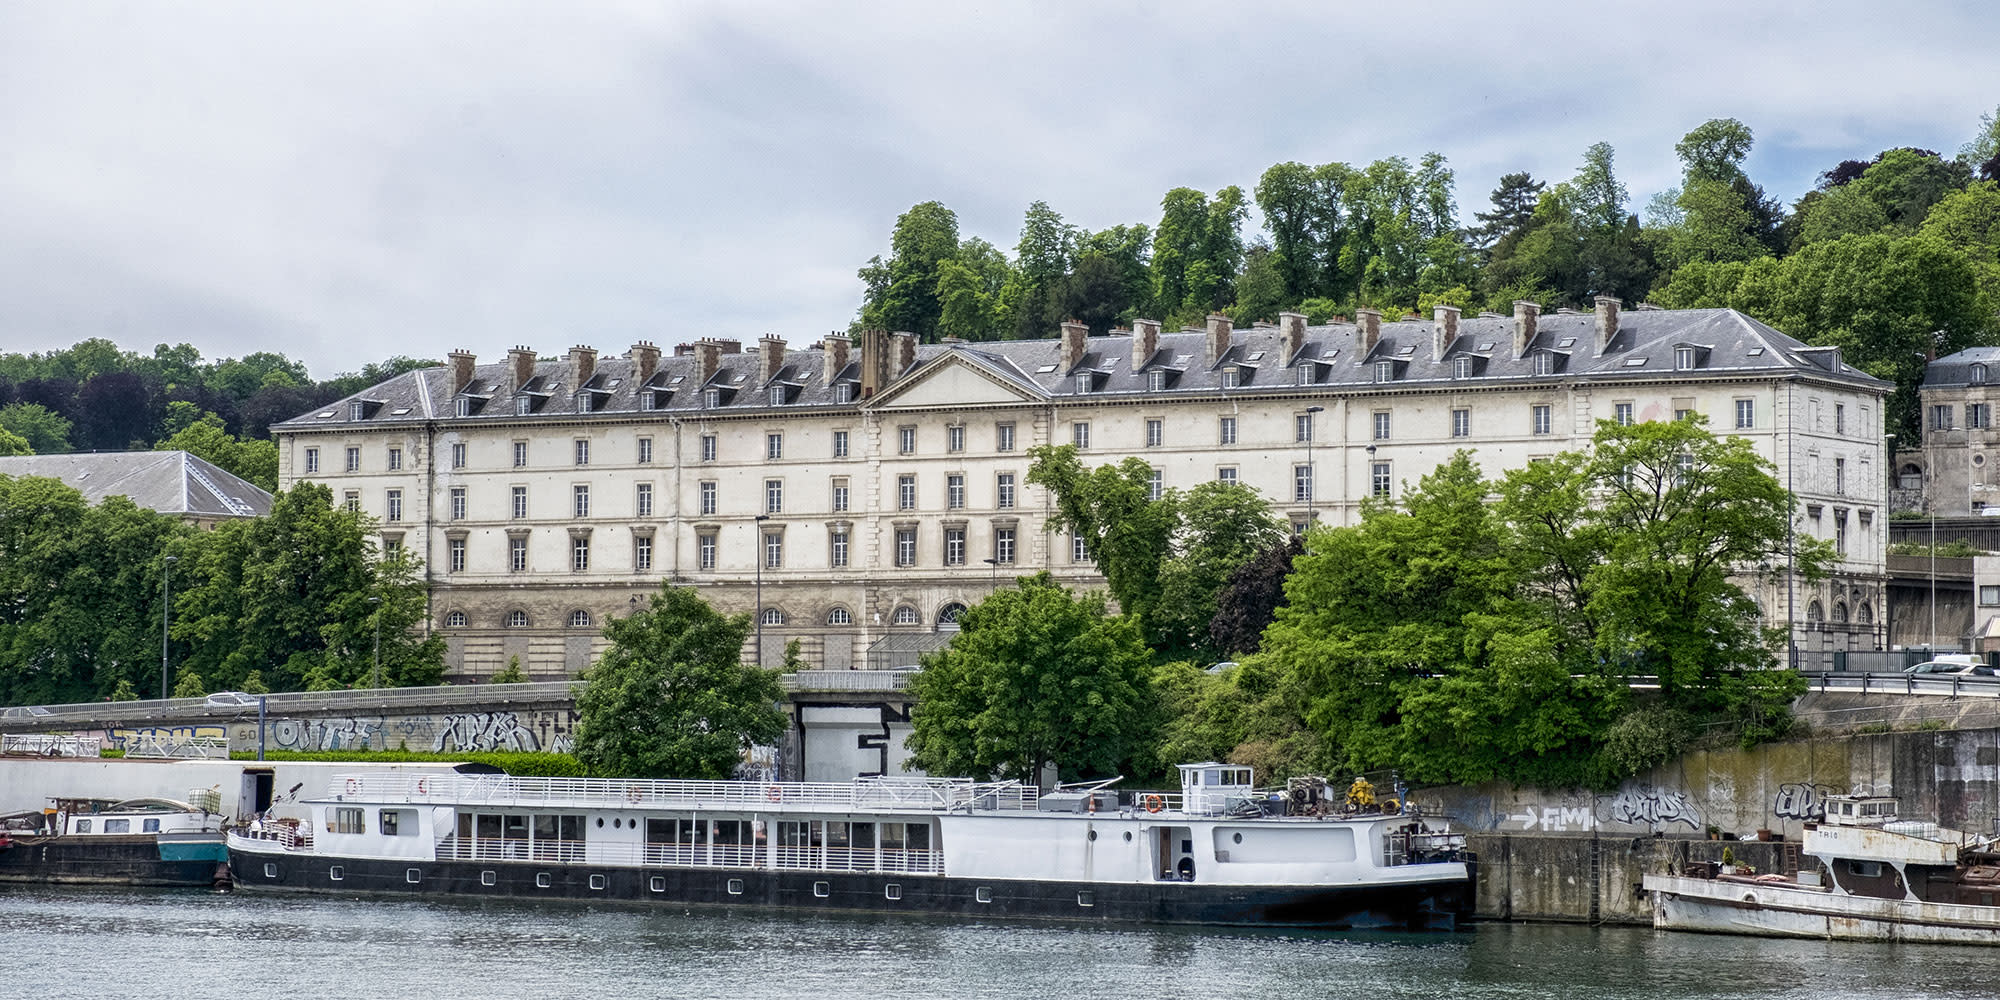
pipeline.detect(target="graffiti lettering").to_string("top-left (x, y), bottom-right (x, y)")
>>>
top-left (1508, 805), bottom-right (1597, 832)
top-left (1607, 787), bottom-right (1702, 830)
top-left (107, 725), bottom-right (225, 751)
top-left (1773, 782), bottom-right (1843, 822)
top-left (270, 716), bottom-right (385, 751)
top-left (433, 711), bottom-right (541, 753)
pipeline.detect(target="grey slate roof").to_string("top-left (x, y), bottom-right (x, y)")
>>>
top-left (0, 451), bottom-right (273, 519)
top-left (274, 308), bottom-right (1891, 432)
top-left (1924, 346), bottom-right (2000, 388)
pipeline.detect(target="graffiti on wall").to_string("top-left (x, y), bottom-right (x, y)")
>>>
top-left (271, 716), bottom-right (386, 751)
top-left (106, 725), bottom-right (226, 752)
top-left (1607, 786), bottom-right (1702, 830)
top-left (261, 708), bottom-right (576, 755)
top-left (433, 711), bottom-right (550, 753)
top-left (1773, 782), bottom-right (1845, 822)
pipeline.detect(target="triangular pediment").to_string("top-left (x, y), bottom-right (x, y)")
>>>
top-left (867, 352), bottom-right (1047, 410)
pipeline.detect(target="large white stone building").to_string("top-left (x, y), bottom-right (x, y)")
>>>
top-left (272, 298), bottom-right (1891, 679)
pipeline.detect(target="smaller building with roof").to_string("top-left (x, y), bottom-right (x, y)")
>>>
top-left (0, 451), bottom-right (273, 528)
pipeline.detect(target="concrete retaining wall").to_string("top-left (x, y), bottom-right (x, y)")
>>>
top-left (1468, 834), bottom-right (1791, 925)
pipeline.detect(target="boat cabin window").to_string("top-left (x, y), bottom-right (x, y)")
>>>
top-left (75, 819), bottom-right (92, 834)
top-left (378, 810), bottom-right (402, 836)
top-left (1848, 860), bottom-right (1884, 878)
top-left (143, 818), bottom-right (160, 833)
top-left (104, 819), bottom-right (130, 834)
top-left (329, 808), bottom-right (365, 834)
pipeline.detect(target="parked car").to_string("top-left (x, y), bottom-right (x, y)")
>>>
top-left (204, 691), bottom-right (260, 707)
top-left (0, 706), bottom-right (52, 719)
top-left (1904, 655), bottom-right (1990, 675)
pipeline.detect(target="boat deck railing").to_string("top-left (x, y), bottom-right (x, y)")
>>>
top-left (436, 835), bottom-right (945, 875)
top-left (333, 772), bottom-right (1036, 814)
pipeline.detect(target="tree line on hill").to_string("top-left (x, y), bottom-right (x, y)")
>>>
top-left (852, 112), bottom-right (2000, 440)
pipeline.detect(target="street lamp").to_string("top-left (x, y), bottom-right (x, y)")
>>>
top-left (1304, 405), bottom-right (1324, 527)
top-left (982, 557), bottom-right (999, 589)
top-left (754, 514), bottom-right (771, 667)
top-left (161, 554), bottom-right (179, 700)
top-left (367, 596), bottom-right (382, 689)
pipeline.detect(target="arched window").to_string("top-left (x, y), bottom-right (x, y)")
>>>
top-left (1858, 601), bottom-right (1874, 625)
top-left (1832, 602), bottom-right (1849, 624)
top-left (892, 605), bottom-right (920, 625)
top-left (506, 610), bottom-right (529, 628)
top-left (1974, 363), bottom-right (1989, 385)
top-left (826, 607), bottom-right (853, 626)
top-left (1806, 600), bottom-right (1824, 623)
top-left (568, 610), bottom-right (592, 628)
top-left (444, 611), bottom-right (467, 627)
top-left (760, 608), bottom-right (786, 626)
top-left (937, 603), bottom-right (967, 626)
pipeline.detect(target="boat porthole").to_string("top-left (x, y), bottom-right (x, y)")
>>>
top-left (1088, 830), bottom-right (1098, 842)
top-left (263, 863), bottom-right (277, 879)
top-left (596, 818), bottom-right (605, 828)
top-left (1123, 832), bottom-right (1132, 842)
top-left (1233, 833), bottom-right (1243, 844)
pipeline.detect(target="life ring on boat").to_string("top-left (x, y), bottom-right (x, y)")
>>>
top-left (415, 778), bottom-right (428, 796)
top-left (625, 785), bottom-right (643, 804)
top-left (1143, 794), bottom-right (1164, 814)
top-left (344, 778), bottom-right (359, 797)
top-left (1087, 795), bottom-right (1098, 814)
top-left (765, 785), bottom-right (783, 803)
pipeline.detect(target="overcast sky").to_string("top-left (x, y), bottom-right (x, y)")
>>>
top-left (3, 1), bottom-right (1996, 378)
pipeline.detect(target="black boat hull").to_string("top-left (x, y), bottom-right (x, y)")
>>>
top-left (0, 835), bottom-right (229, 888)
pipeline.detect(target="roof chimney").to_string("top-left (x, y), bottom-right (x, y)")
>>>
top-left (823, 334), bottom-right (851, 385)
top-left (1132, 318), bottom-right (1160, 370)
top-left (1594, 295), bottom-right (1622, 355)
top-left (1512, 301), bottom-right (1540, 360)
top-left (629, 341), bottom-right (659, 384)
top-left (1061, 319), bottom-right (1090, 371)
top-left (892, 332), bottom-right (918, 379)
top-left (1355, 309), bottom-right (1382, 357)
top-left (759, 336), bottom-right (786, 385)
top-left (860, 330), bottom-right (889, 398)
top-left (1432, 305), bottom-right (1460, 363)
top-left (448, 350), bottom-right (476, 394)
top-left (1205, 313), bottom-right (1234, 367)
top-left (567, 345), bottom-right (597, 388)
top-left (1279, 311), bottom-right (1307, 363)
top-left (507, 346), bottom-right (537, 392)
top-left (693, 340), bottom-right (721, 385)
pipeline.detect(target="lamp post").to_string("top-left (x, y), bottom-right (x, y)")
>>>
top-left (754, 514), bottom-right (771, 667)
top-left (1304, 405), bottom-right (1324, 527)
top-left (982, 557), bottom-right (999, 590)
top-left (160, 554), bottom-right (178, 700)
top-left (367, 596), bottom-right (382, 689)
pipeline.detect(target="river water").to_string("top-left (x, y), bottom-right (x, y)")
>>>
top-left (4, 885), bottom-right (1997, 1000)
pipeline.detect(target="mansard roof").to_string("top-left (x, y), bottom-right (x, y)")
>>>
top-left (273, 307), bottom-right (1891, 433)
top-left (1925, 346), bottom-right (2000, 388)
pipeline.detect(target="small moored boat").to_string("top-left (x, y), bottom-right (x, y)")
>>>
top-left (229, 763), bottom-right (1472, 929)
top-left (0, 793), bottom-right (229, 887)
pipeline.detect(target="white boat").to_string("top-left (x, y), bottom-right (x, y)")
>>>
top-left (1644, 795), bottom-right (2000, 944)
top-left (0, 794), bottom-right (228, 886)
top-left (229, 763), bottom-right (1472, 929)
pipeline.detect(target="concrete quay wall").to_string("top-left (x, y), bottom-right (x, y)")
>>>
top-left (1467, 834), bottom-right (1790, 925)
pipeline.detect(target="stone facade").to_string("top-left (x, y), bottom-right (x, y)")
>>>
top-left (273, 300), bottom-right (1892, 679)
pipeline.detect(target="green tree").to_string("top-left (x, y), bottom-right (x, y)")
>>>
top-left (1007, 201), bottom-right (1076, 339)
top-left (156, 410), bottom-right (280, 492)
top-left (571, 585), bottom-right (784, 779)
top-left (0, 426), bottom-right (29, 456)
top-left (172, 669), bottom-right (206, 698)
top-left (1207, 536), bottom-right (1304, 657)
top-left (109, 678), bottom-right (139, 701)
top-left (860, 201), bottom-right (960, 341)
top-left (934, 237), bottom-right (1014, 342)
top-left (905, 573), bottom-right (1153, 782)
top-left (0, 403), bottom-right (72, 454)
top-left (490, 656), bottom-right (527, 684)
top-left (1473, 171), bottom-right (1546, 260)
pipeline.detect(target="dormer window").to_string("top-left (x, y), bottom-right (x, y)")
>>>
top-left (704, 387), bottom-right (722, 409)
top-left (1074, 373), bottom-right (1092, 394)
top-left (768, 385), bottom-right (786, 406)
top-left (575, 390), bottom-right (592, 412)
top-left (639, 391), bottom-right (656, 411)
top-left (455, 398), bottom-right (472, 417)
top-left (834, 382), bottom-right (854, 404)
top-left (1148, 370), bottom-right (1167, 392)
top-left (1534, 352), bottom-right (1556, 376)
top-left (1975, 363), bottom-right (1990, 385)
top-left (1374, 360), bottom-right (1396, 383)
top-left (1221, 367), bottom-right (1241, 388)
top-left (514, 397), bottom-right (533, 416)
top-left (1296, 365), bottom-right (1315, 386)
top-left (1452, 356), bottom-right (1474, 379)
top-left (1676, 346), bottom-right (1697, 371)
top-left (349, 400), bottom-right (367, 420)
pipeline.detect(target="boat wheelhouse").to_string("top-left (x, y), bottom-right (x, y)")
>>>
top-left (0, 795), bottom-right (228, 886)
top-left (230, 763), bottom-right (1472, 929)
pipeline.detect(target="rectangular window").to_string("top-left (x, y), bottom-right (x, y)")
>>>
top-left (574, 439), bottom-right (590, 466)
top-left (698, 533), bottom-right (717, 570)
top-left (509, 537), bottom-right (528, 572)
top-left (764, 531), bottom-right (783, 570)
top-left (635, 535), bottom-right (652, 571)
top-left (899, 475), bottom-right (916, 511)
top-left (1072, 534), bottom-right (1090, 564)
top-left (947, 474), bottom-right (965, 510)
top-left (1148, 468), bottom-right (1164, 501)
top-left (1295, 413), bottom-right (1313, 443)
top-left (1218, 416), bottom-right (1237, 445)
top-left (637, 437), bottom-right (653, 464)
top-left (830, 530), bottom-right (849, 568)
top-left (1835, 510), bottom-right (1848, 556)
top-left (1072, 422), bottom-right (1090, 449)
top-left (343, 490), bottom-right (360, 512)
top-left (947, 425), bottom-right (965, 453)
top-left (1932, 404), bottom-right (1956, 430)
top-left (996, 423), bottom-right (1015, 452)
top-left (1372, 411), bottom-right (1390, 441)
top-left (832, 478), bottom-right (850, 513)
top-left (1835, 404), bottom-right (1845, 436)
top-left (1614, 402), bottom-right (1634, 426)
top-left (450, 442), bottom-right (466, 469)
top-left (1675, 408), bottom-right (1695, 422)
top-left (1451, 408), bottom-right (1471, 438)
top-left (895, 528), bottom-right (917, 567)
top-left (385, 489), bottom-right (403, 523)
top-left (449, 538), bottom-right (466, 573)
top-left (1294, 465), bottom-right (1312, 502)
top-left (1217, 466), bottom-right (1238, 484)
top-left (765, 433), bottom-right (783, 460)
top-left (572, 536), bottom-right (590, 571)
top-left (1834, 458), bottom-right (1846, 496)
top-left (1533, 404), bottom-right (1552, 436)
top-left (1371, 462), bottom-right (1391, 498)
top-left (994, 527), bottom-right (1015, 564)
top-left (996, 473), bottom-right (1015, 509)
top-left (1736, 399), bottom-right (1755, 430)
top-left (1972, 404), bottom-right (1991, 429)
top-left (899, 426), bottom-right (916, 454)
top-left (387, 447), bottom-right (402, 471)
top-left (511, 486), bottom-right (528, 519)
top-left (382, 537), bottom-right (400, 558)
top-left (832, 430), bottom-right (849, 458)
top-left (1146, 418), bottom-right (1164, 448)
top-left (944, 527), bottom-right (965, 566)
top-left (345, 447), bottom-right (361, 472)
top-left (700, 435), bottom-right (717, 462)
top-left (699, 481), bottom-right (717, 517)
top-left (573, 485), bottom-right (590, 519)
top-left (764, 479), bottom-right (783, 515)
top-left (1983, 585), bottom-right (2000, 607)
top-left (449, 487), bottom-right (466, 520)
top-left (305, 447), bottom-right (319, 473)
top-left (636, 482), bottom-right (653, 517)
